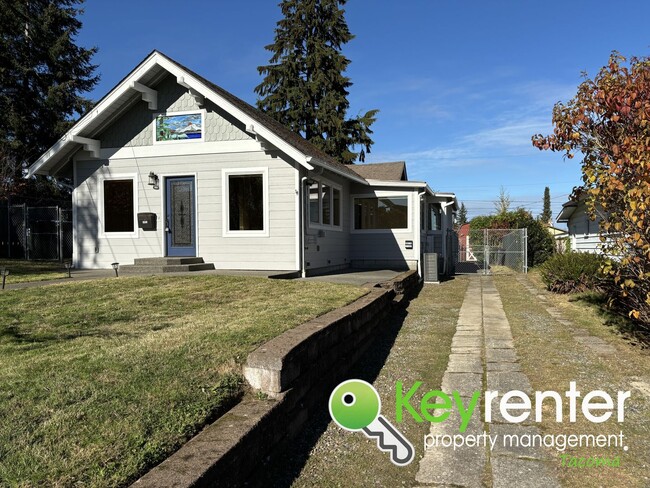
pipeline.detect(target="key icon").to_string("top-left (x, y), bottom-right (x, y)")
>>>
top-left (329, 379), bottom-right (415, 466)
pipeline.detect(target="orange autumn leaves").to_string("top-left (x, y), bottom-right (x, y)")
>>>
top-left (533, 52), bottom-right (650, 329)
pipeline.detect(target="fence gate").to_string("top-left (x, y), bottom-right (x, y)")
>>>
top-left (457, 228), bottom-right (527, 274)
top-left (1, 204), bottom-right (72, 261)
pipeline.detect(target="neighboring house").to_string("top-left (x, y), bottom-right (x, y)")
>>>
top-left (556, 198), bottom-right (604, 253)
top-left (546, 224), bottom-right (569, 253)
top-left (28, 50), bottom-right (457, 277)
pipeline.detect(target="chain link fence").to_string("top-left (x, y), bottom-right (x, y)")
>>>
top-left (457, 228), bottom-right (527, 274)
top-left (0, 203), bottom-right (72, 261)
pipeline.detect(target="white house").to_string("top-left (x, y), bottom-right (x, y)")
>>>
top-left (28, 51), bottom-right (457, 277)
top-left (556, 198), bottom-right (604, 253)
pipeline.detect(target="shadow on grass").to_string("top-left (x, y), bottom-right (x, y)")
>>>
top-left (0, 323), bottom-right (138, 348)
top-left (251, 288), bottom-right (419, 488)
top-left (570, 291), bottom-right (650, 347)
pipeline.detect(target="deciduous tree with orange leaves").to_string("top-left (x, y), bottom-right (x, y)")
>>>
top-left (533, 52), bottom-right (650, 331)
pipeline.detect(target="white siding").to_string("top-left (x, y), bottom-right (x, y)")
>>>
top-left (568, 205), bottom-right (603, 254)
top-left (73, 150), bottom-right (297, 270)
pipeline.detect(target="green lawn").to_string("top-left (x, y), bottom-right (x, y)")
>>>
top-left (0, 259), bottom-right (69, 284)
top-left (0, 275), bottom-right (366, 487)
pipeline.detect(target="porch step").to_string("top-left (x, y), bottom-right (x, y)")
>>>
top-left (120, 257), bottom-right (215, 274)
top-left (133, 257), bottom-right (206, 266)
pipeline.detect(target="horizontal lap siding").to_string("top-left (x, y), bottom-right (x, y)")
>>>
top-left (74, 151), bottom-right (297, 270)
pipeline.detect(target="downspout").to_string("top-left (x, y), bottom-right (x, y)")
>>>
top-left (440, 200), bottom-right (456, 276)
top-left (300, 176), bottom-right (308, 278)
top-left (416, 191), bottom-right (426, 280)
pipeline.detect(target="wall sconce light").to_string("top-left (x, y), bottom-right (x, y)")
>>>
top-left (111, 262), bottom-right (119, 277)
top-left (148, 171), bottom-right (159, 190)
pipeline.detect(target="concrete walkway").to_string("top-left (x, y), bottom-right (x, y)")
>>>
top-left (416, 275), bottom-right (559, 488)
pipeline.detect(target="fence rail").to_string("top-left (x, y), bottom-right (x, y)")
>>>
top-left (0, 203), bottom-right (72, 261)
top-left (457, 228), bottom-right (528, 274)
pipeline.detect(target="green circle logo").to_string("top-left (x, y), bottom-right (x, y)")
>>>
top-left (329, 379), bottom-right (381, 431)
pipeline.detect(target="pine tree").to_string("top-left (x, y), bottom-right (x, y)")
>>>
top-left (0, 0), bottom-right (98, 202)
top-left (457, 202), bottom-right (468, 227)
top-left (255, 0), bottom-right (378, 163)
top-left (494, 186), bottom-right (511, 215)
top-left (540, 186), bottom-right (552, 224)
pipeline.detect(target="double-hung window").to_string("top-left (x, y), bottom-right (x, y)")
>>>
top-left (223, 168), bottom-right (269, 237)
top-left (101, 176), bottom-right (137, 237)
top-left (308, 179), bottom-right (341, 228)
top-left (428, 203), bottom-right (442, 231)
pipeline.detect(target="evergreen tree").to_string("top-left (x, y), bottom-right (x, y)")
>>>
top-left (493, 186), bottom-right (511, 215)
top-left (0, 0), bottom-right (98, 203)
top-left (457, 202), bottom-right (468, 227)
top-left (255, 0), bottom-right (378, 163)
top-left (540, 186), bottom-right (552, 224)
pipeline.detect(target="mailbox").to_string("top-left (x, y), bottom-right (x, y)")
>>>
top-left (137, 212), bottom-right (157, 230)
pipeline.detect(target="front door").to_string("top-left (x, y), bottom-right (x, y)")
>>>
top-left (165, 176), bottom-right (196, 257)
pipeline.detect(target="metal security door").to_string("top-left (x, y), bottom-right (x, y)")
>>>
top-left (165, 177), bottom-right (196, 257)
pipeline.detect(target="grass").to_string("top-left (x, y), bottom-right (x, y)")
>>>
top-left (0, 275), bottom-right (366, 487)
top-left (280, 277), bottom-right (469, 487)
top-left (0, 259), bottom-right (69, 284)
top-left (495, 273), bottom-right (650, 487)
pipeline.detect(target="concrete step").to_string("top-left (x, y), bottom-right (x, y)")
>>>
top-left (119, 262), bottom-right (215, 275)
top-left (133, 257), bottom-right (205, 266)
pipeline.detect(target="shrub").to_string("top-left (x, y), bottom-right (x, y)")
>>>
top-left (539, 252), bottom-right (606, 293)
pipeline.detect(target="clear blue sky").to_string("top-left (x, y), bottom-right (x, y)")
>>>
top-left (76, 1), bottom-right (650, 224)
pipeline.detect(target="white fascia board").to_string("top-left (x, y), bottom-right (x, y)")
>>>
top-left (365, 179), bottom-right (430, 190)
top-left (28, 53), bottom-right (162, 176)
top-left (311, 157), bottom-right (367, 185)
top-left (155, 56), bottom-right (315, 171)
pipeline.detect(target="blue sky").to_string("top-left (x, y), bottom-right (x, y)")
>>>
top-left (77, 1), bottom-right (650, 224)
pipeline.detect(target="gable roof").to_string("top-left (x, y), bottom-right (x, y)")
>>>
top-left (349, 161), bottom-right (407, 181)
top-left (27, 50), bottom-right (367, 184)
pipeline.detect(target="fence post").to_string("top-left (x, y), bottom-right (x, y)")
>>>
top-left (524, 227), bottom-right (528, 274)
top-left (23, 204), bottom-right (28, 260)
top-left (5, 198), bottom-right (9, 259)
top-left (58, 206), bottom-right (63, 262)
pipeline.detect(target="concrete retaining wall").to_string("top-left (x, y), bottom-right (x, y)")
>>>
top-left (133, 270), bottom-right (420, 488)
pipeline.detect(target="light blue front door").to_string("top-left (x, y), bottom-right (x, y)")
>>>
top-left (165, 176), bottom-right (196, 257)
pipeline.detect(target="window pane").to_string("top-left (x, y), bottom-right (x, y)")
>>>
top-left (309, 182), bottom-right (320, 223)
top-left (354, 197), bottom-right (408, 230)
top-left (104, 180), bottom-right (134, 232)
top-left (322, 184), bottom-right (331, 225)
top-left (429, 204), bottom-right (441, 231)
top-left (229, 175), bottom-right (263, 231)
top-left (333, 188), bottom-right (341, 226)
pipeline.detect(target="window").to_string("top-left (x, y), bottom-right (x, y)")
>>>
top-left (309, 182), bottom-right (320, 223)
top-left (354, 196), bottom-right (408, 230)
top-left (308, 179), bottom-right (342, 228)
top-left (103, 179), bottom-right (134, 233)
top-left (429, 203), bottom-right (442, 231)
top-left (154, 111), bottom-right (204, 143)
top-left (223, 168), bottom-right (268, 237)
top-left (228, 175), bottom-right (264, 231)
top-left (322, 183), bottom-right (331, 225)
top-left (333, 188), bottom-right (341, 226)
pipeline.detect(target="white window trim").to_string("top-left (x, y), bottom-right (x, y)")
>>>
top-left (98, 173), bottom-right (139, 238)
top-left (222, 167), bottom-right (269, 238)
top-left (153, 109), bottom-right (206, 145)
top-left (351, 192), bottom-right (412, 234)
top-left (308, 177), bottom-right (343, 231)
